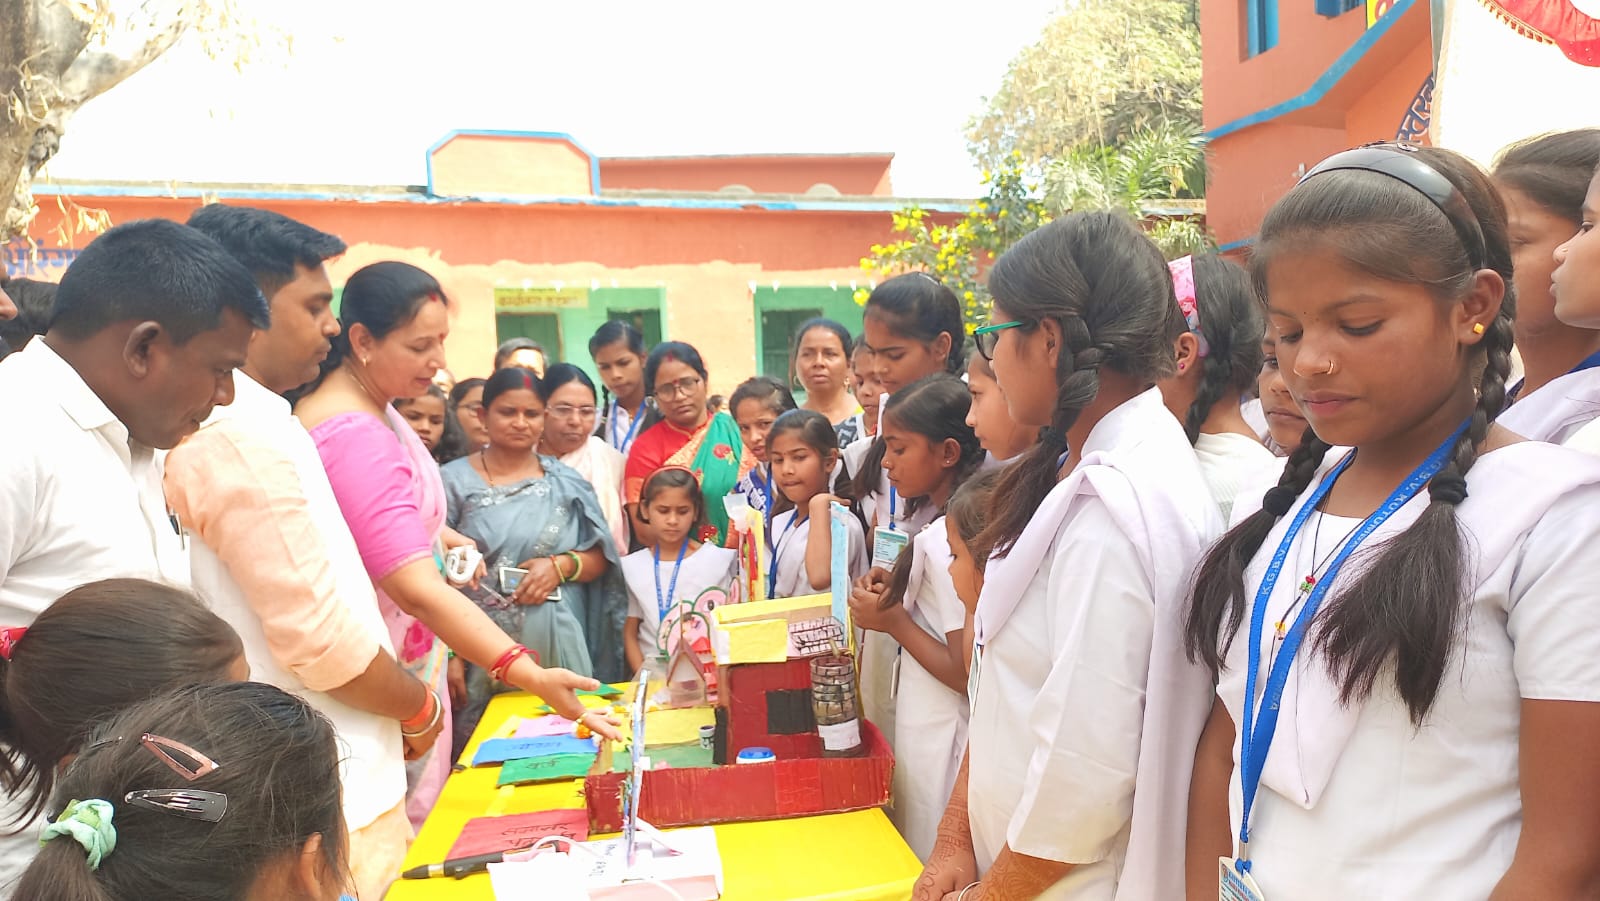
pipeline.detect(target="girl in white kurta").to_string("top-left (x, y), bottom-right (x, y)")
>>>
top-left (848, 275), bottom-right (969, 754)
top-left (916, 213), bottom-right (1224, 901)
top-left (1156, 254), bottom-right (1278, 521)
top-left (620, 467), bottom-right (738, 673)
top-left (1186, 144), bottom-right (1600, 900)
top-left (765, 410), bottom-right (869, 598)
top-left (1493, 130), bottom-right (1600, 444)
top-left (847, 374), bottom-right (985, 862)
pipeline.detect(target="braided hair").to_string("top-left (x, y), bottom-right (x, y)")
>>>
top-left (1184, 146), bottom-right (1516, 725)
top-left (1179, 255), bottom-right (1266, 445)
top-left (978, 212), bottom-right (1185, 556)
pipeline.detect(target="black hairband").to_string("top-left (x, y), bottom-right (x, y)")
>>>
top-left (1300, 143), bottom-right (1488, 270)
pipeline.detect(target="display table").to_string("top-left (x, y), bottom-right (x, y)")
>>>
top-left (386, 691), bottom-right (922, 901)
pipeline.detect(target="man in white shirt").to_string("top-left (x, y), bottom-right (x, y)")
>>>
top-left (0, 219), bottom-right (265, 624)
top-left (170, 204), bottom-right (436, 899)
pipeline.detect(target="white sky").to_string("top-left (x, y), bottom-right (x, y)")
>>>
top-left (45, 0), bottom-right (1063, 199)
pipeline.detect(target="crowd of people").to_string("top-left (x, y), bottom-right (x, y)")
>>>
top-left (0, 131), bottom-right (1598, 901)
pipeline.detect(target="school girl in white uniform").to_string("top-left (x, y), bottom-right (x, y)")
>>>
top-left (847, 374), bottom-right (984, 862)
top-left (1156, 253), bottom-right (1277, 521)
top-left (914, 212), bottom-right (1224, 901)
top-left (1184, 144), bottom-right (1600, 901)
top-left (1492, 129), bottom-right (1600, 444)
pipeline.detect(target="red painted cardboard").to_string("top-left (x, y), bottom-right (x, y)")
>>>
top-left (585, 720), bottom-right (892, 833)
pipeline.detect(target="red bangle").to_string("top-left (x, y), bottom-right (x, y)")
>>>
top-left (400, 689), bottom-right (437, 732)
top-left (489, 644), bottom-right (538, 683)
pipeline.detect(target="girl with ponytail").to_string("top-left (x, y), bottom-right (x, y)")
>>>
top-left (847, 373), bottom-right (984, 862)
top-left (915, 213), bottom-right (1224, 901)
top-left (1184, 144), bottom-right (1600, 900)
top-left (1156, 253), bottom-right (1277, 519)
top-left (846, 273), bottom-right (967, 763)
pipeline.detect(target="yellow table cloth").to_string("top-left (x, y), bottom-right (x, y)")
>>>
top-left (386, 691), bottom-right (921, 901)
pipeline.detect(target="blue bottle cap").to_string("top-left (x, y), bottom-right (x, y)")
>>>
top-left (735, 747), bottom-right (776, 764)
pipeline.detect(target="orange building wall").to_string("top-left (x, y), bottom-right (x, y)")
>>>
top-left (599, 156), bottom-right (894, 196)
top-left (1202, 0), bottom-right (1433, 248)
top-left (430, 134), bottom-right (595, 197)
top-left (19, 194), bottom-right (947, 393)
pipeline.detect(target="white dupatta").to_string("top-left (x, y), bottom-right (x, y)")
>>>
top-left (973, 388), bottom-right (1222, 901)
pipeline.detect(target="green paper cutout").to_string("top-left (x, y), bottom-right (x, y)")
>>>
top-left (497, 753), bottom-right (596, 786)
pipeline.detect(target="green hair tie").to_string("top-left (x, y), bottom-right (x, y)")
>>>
top-left (41, 799), bottom-right (117, 870)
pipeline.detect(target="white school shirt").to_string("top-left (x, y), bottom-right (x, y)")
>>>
top-left (890, 516), bottom-right (969, 861)
top-left (0, 341), bottom-right (192, 894)
top-left (767, 507), bottom-right (869, 599)
top-left (1498, 366), bottom-right (1600, 444)
top-left (1193, 430), bottom-right (1279, 522)
top-left (1217, 442), bottom-right (1600, 900)
top-left (0, 341), bottom-right (189, 625)
top-left (622, 544), bottom-right (738, 655)
top-left (1241, 396), bottom-right (1269, 443)
top-left (169, 373), bottom-right (407, 833)
top-left (968, 388), bottom-right (1222, 900)
top-left (858, 470), bottom-right (941, 760)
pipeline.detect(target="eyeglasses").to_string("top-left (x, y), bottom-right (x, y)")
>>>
top-left (1301, 142), bottom-right (1487, 269)
top-left (548, 404), bottom-right (598, 420)
top-left (458, 402), bottom-right (485, 416)
top-left (653, 375), bottom-right (703, 400)
top-left (972, 320), bottom-right (1027, 362)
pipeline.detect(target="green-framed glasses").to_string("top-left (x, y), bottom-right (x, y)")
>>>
top-left (973, 319), bottom-right (1026, 362)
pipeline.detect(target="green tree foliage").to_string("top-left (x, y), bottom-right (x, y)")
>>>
top-left (857, 153), bottom-right (1049, 331)
top-left (1043, 120), bottom-right (1210, 258)
top-left (861, 129), bottom-right (1209, 330)
top-left (966, 0), bottom-right (1202, 172)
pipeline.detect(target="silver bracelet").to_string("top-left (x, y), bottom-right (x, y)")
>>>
top-left (956, 881), bottom-right (981, 901)
top-left (401, 690), bottom-right (443, 737)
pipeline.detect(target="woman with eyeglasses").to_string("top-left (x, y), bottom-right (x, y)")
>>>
top-left (539, 363), bottom-right (630, 553)
top-left (440, 366), bottom-right (629, 742)
top-left (623, 341), bottom-right (749, 546)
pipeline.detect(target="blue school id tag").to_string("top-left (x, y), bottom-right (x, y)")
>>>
top-left (871, 526), bottom-right (909, 570)
top-left (1220, 857), bottom-right (1265, 901)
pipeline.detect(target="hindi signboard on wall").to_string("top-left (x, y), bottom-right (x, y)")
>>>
top-left (493, 286), bottom-right (590, 312)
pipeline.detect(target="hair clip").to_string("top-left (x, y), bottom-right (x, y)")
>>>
top-left (125, 789), bottom-right (228, 823)
top-left (1168, 256), bottom-right (1211, 358)
top-left (140, 734), bottom-right (220, 782)
top-left (0, 626), bottom-right (26, 661)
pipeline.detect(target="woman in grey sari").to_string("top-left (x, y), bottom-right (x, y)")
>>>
top-left (441, 367), bottom-right (629, 746)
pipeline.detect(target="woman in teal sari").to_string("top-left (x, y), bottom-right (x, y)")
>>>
top-left (442, 367), bottom-right (629, 746)
top-left (624, 341), bottom-right (749, 545)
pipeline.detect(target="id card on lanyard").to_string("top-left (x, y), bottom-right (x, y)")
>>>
top-left (611, 399), bottom-right (645, 454)
top-left (1229, 423), bottom-right (1465, 896)
top-left (871, 486), bottom-right (909, 570)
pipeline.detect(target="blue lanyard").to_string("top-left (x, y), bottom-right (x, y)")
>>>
top-left (887, 486), bottom-right (898, 532)
top-left (1509, 348), bottom-right (1600, 403)
top-left (768, 513), bottom-right (804, 597)
top-left (751, 466), bottom-right (772, 515)
top-left (1236, 421), bottom-right (1466, 871)
top-left (653, 541), bottom-right (688, 621)
top-left (611, 399), bottom-right (645, 453)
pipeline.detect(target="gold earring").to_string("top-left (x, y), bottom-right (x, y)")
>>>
top-left (1472, 323), bottom-right (1486, 335)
